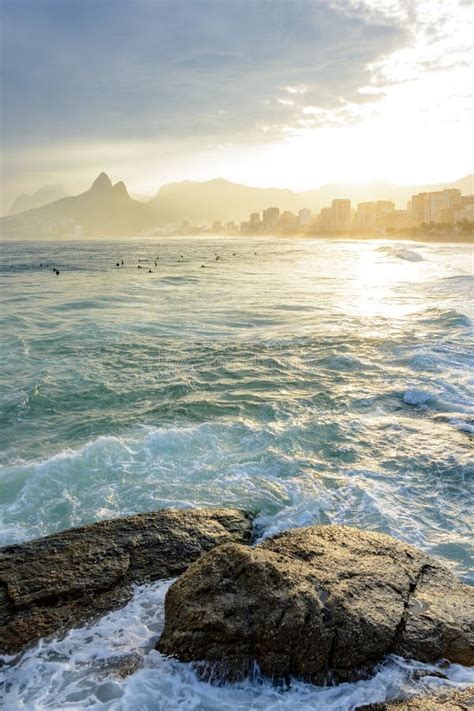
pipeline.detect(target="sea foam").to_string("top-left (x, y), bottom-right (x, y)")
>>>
top-left (2, 579), bottom-right (473, 711)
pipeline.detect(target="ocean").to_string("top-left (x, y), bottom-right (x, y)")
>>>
top-left (0, 236), bottom-right (473, 709)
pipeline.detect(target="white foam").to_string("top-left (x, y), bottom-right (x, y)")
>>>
top-left (394, 250), bottom-right (423, 262)
top-left (2, 579), bottom-right (473, 711)
top-left (403, 388), bottom-right (434, 406)
top-left (375, 245), bottom-right (423, 262)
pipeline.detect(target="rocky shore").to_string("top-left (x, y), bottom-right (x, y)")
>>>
top-left (361, 687), bottom-right (474, 709)
top-left (157, 524), bottom-right (473, 683)
top-left (1, 508), bottom-right (472, 708)
top-left (0, 507), bottom-right (252, 654)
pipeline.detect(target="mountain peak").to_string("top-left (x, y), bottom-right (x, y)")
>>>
top-left (112, 180), bottom-right (129, 198)
top-left (90, 172), bottom-right (113, 192)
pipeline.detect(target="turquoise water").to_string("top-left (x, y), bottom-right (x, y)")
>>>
top-left (1, 237), bottom-right (473, 709)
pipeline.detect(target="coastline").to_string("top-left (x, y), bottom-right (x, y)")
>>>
top-left (1, 238), bottom-right (472, 709)
top-left (1, 508), bottom-right (473, 709)
top-left (0, 232), bottom-right (473, 243)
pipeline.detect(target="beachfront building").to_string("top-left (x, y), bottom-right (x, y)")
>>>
top-left (455, 203), bottom-right (474, 224)
top-left (262, 207), bottom-right (280, 232)
top-left (353, 200), bottom-right (395, 233)
top-left (225, 220), bottom-right (238, 234)
top-left (279, 210), bottom-right (299, 233)
top-left (298, 208), bottom-right (312, 226)
top-left (317, 206), bottom-right (334, 232)
top-left (410, 189), bottom-right (462, 226)
top-left (386, 209), bottom-right (411, 231)
top-left (331, 199), bottom-right (351, 232)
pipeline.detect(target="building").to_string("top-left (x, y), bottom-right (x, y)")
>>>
top-left (455, 204), bottom-right (474, 224)
top-left (241, 212), bottom-right (262, 234)
top-left (354, 202), bottom-right (376, 231)
top-left (411, 189), bottom-right (462, 226)
top-left (279, 211), bottom-right (299, 233)
top-left (262, 207), bottom-right (280, 232)
top-left (354, 200), bottom-right (395, 233)
top-left (387, 210), bottom-right (411, 231)
top-left (298, 208), bottom-right (312, 226)
top-left (225, 221), bottom-right (238, 234)
top-left (318, 207), bottom-right (333, 232)
top-left (331, 199), bottom-right (351, 232)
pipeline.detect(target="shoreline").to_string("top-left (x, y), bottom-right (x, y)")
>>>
top-left (1, 507), bottom-right (472, 709)
top-left (0, 233), bottom-right (473, 243)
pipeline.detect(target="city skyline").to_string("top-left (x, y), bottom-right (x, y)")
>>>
top-left (2, 167), bottom-right (472, 238)
top-left (1, 0), bottom-right (473, 213)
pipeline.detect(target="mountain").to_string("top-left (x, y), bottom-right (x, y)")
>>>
top-left (2, 172), bottom-right (472, 237)
top-left (149, 175), bottom-right (474, 225)
top-left (1, 173), bottom-right (153, 237)
top-left (148, 178), bottom-right (302, 225)
top-left (9, 184), bottom-right (68, 215)
top-left (450, 174), bottom-right (474, 194)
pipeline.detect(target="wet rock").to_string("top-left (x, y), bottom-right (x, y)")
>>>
top-left (357, 687), bottom-right (474, 709)
top-left (0, 507), bottom-right (252, 654)
top-left (95, 652), bottom-right (143, 678)
top-left (157, 525), bottom-right (474, 683)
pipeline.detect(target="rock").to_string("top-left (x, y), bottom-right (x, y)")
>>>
top-left (0, 507), bottom-right (252, 654)
top-left (357, 687), bottom-right (474, 709)
top-left (157, 525), bottom-right (474, 683)
top-left (95, 652), bottom-right (143, 678)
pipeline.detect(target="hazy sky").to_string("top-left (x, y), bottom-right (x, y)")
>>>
top-left (1, 0), bottom-right (473, 210)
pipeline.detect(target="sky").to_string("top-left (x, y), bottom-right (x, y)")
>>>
top-left (0, 0), bottom-right (473, 211)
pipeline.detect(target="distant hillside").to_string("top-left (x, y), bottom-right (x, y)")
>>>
top-left (1, 173), bottom-right (153, 237)
top-left (148, 178), bottom-right (302, 225)
top-left (9, 184), bottom-right (67, 215)
top-left (149, 174), bottom-right (474, 225)
top-left (2, 172), bottom-right (472, 236)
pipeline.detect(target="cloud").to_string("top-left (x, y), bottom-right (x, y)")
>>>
top-left (0, 0), bottom-right (471, 208)
top-left (1, 0), bottom-right (407, 149)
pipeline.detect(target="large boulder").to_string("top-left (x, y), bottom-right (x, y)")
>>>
top-left (0, 507), bottom-right (252, 654)
top-left (157, 525), bottom-right (474, 683)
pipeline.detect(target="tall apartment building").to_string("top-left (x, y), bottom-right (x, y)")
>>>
top-left (318, 207), bottom-right (333, 232)
top-left (331, 199), bottom-right (351, 232)
top-left (455, 197), bottom-right (474, 224)
top-left (411, 189), bottom-right (462, 225)
top-left (262, 207), bottom-right (280, 232)
top-left (354, 200), bottom-right (395, 232)
top-left (298, 208), bottom-right (312, 226)
top-left (279, 210), bottom-right (299, 232)
top-left (387, 210), bottom-right (411, 231)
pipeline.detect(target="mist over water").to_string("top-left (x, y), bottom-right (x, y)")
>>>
top-left (0, 237), bottom-right (473, 709)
